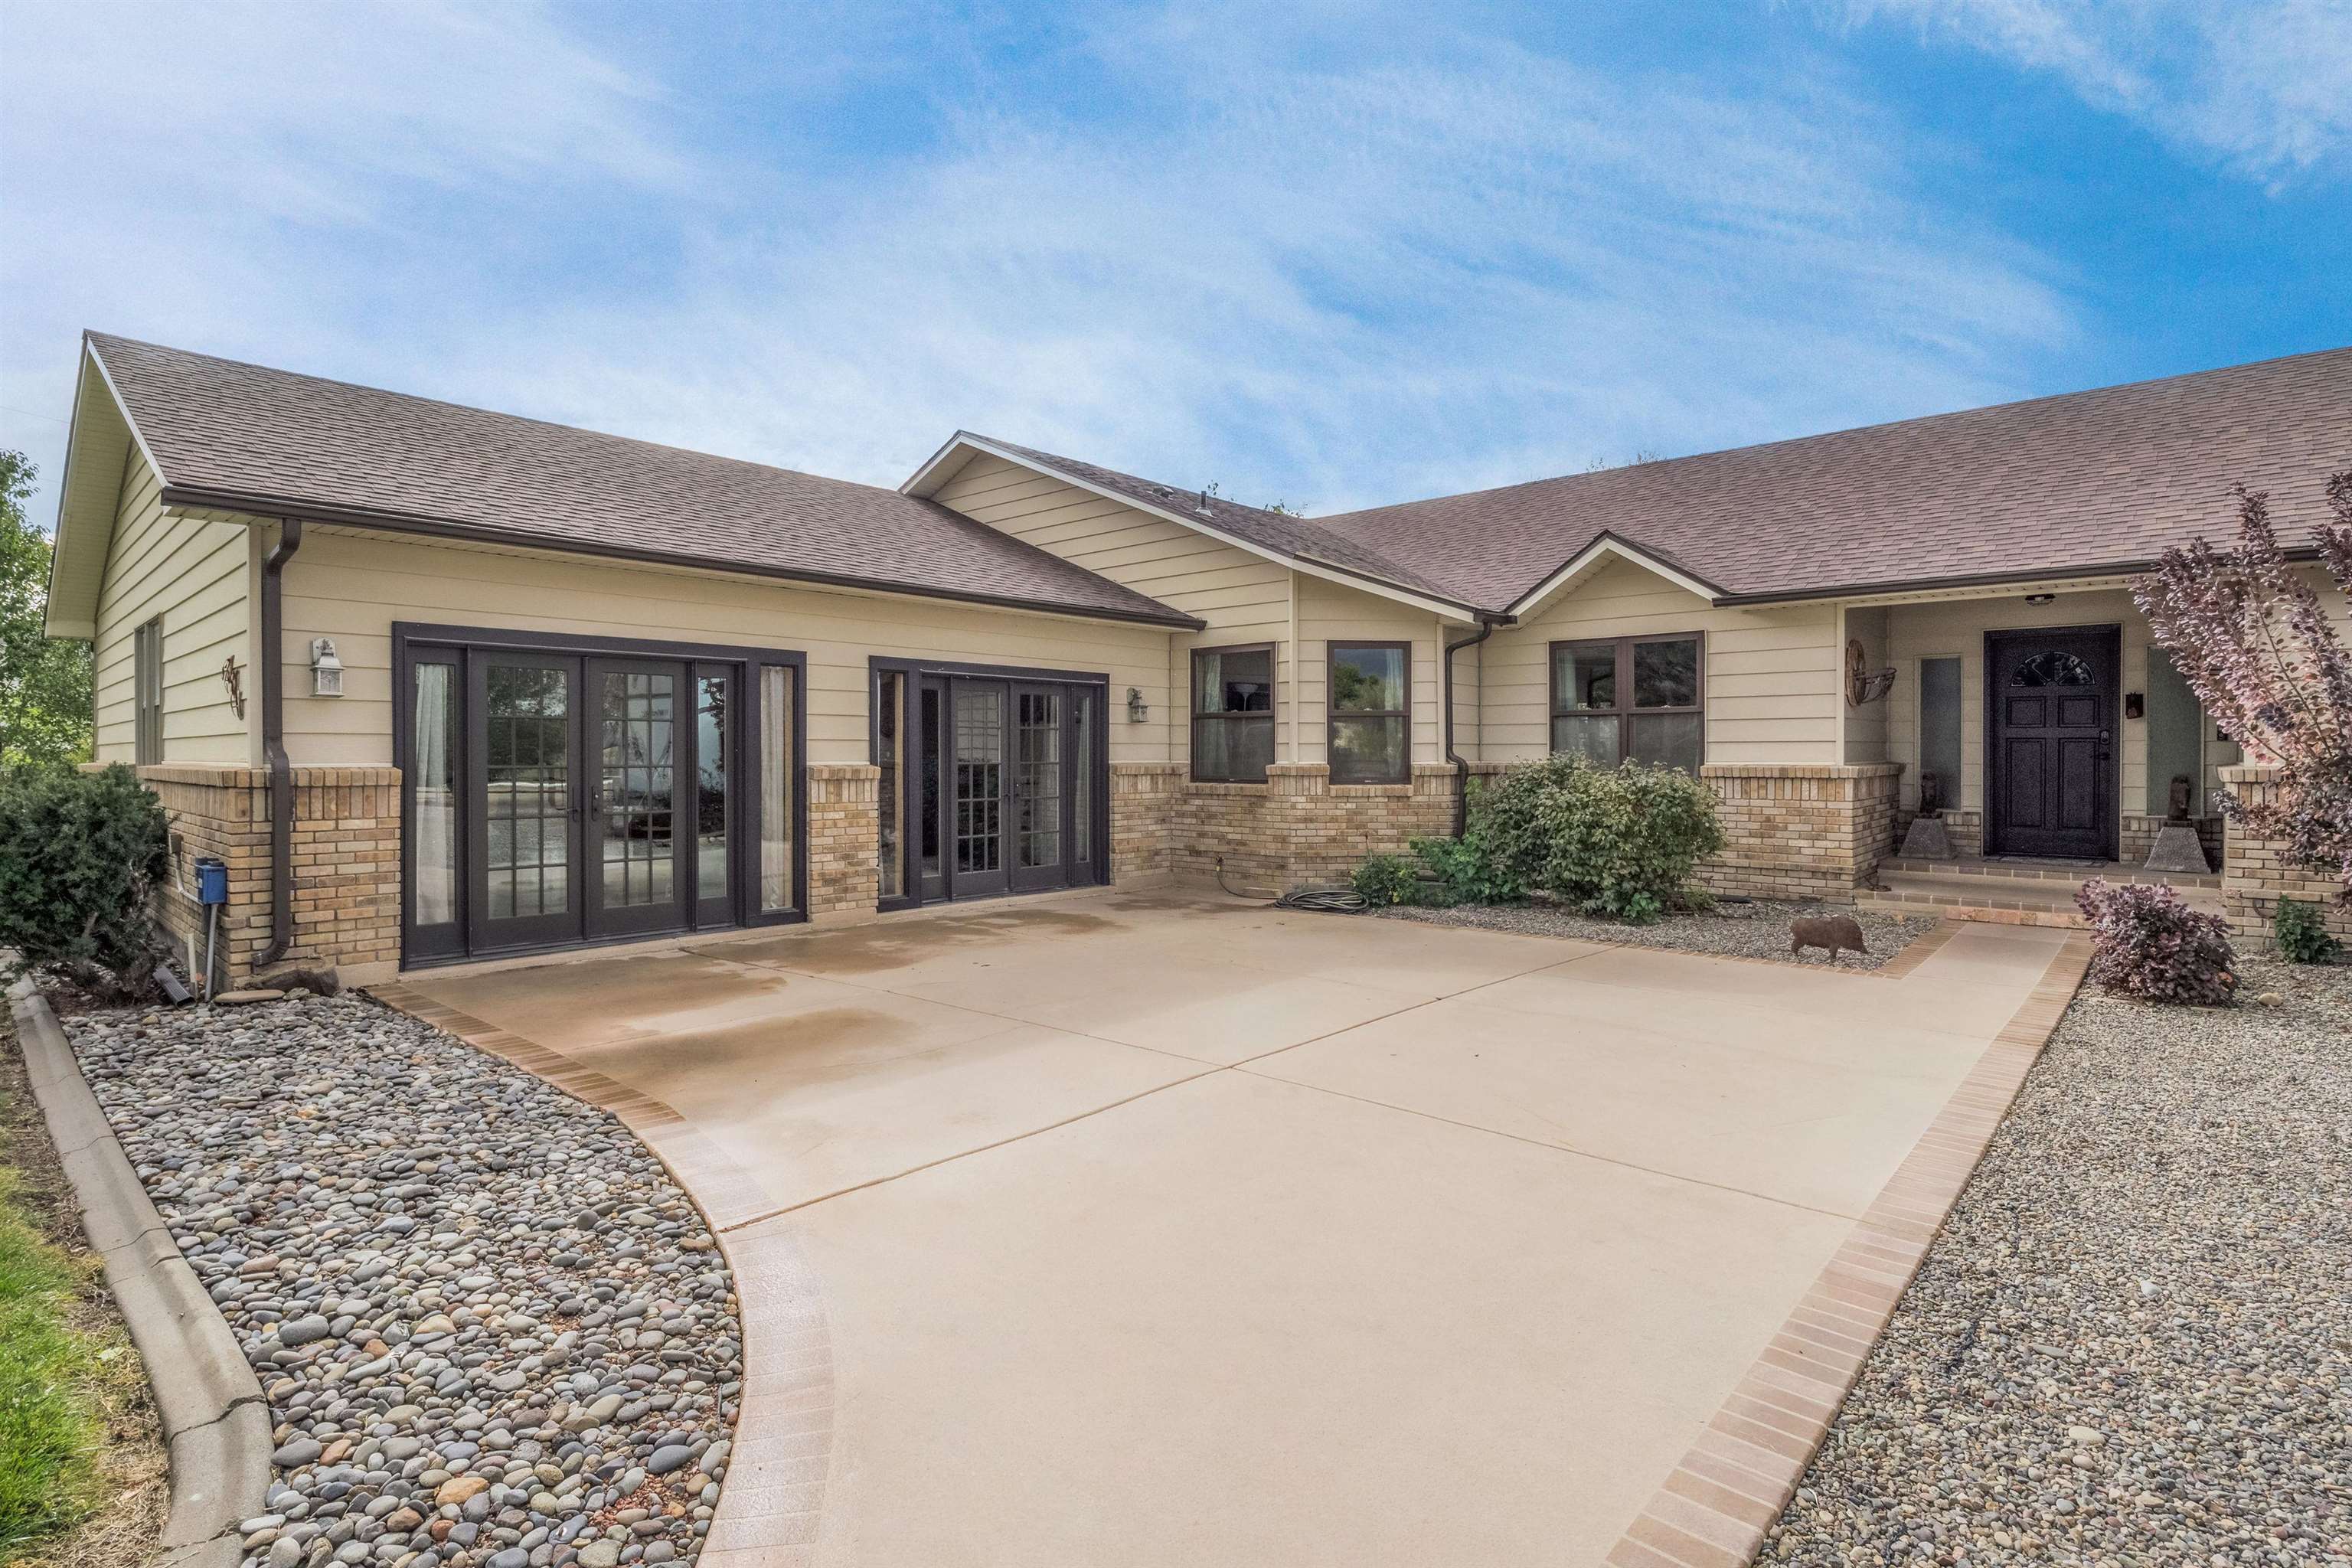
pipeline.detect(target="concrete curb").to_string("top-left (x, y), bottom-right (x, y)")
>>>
top-left (8, 977), bottom-right (270, 1568)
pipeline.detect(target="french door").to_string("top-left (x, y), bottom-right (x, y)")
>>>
top-left (399, 626), bottom-right (804, 967)
top-left (887, 665), bottom-right (1102, 907)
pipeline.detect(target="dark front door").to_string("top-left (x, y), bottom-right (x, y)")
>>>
top-left (1986, 626), bottom-right (2118, 860)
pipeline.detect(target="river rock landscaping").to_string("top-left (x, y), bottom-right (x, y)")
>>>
top-left (1759, 956), bottom-right (2352, 1566)
top-left (60, 991), bottom-right (741, 1568)
top-left (1378, 898), bottom-right (1939, 969)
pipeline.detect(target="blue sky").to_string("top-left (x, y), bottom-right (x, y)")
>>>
top-left (2, 0), bottom-right (2347, 532)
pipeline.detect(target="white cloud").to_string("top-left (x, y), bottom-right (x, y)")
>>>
top-left (3, 0), bottom-right (2074, 535)
top-left (1834, 0), bottom-right (2352, 182)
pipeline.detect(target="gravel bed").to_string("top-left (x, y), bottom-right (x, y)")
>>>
top-left (1376, 898), bottom-right (1939, 969)
top-left (62, 991), bottom-right (742, 1568)
top-left (1760, 959), bottom-right (2352, 1566)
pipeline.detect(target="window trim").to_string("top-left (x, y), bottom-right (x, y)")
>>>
top-left (133, 616), bottom-right (165, 764)
top-left (1547, 632), bottom-right (1706, 769)
top-left (1189, 642), bottom-right (1278, 784)
top-left (1326, 639), bottom-right (1413, 785)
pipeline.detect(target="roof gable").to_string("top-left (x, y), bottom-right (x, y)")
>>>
top-left (44, 343), bottom-right (156, 639)
top-left (905, 433), bottom-right (1486, 619)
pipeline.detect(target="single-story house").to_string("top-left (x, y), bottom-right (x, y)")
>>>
top-left (41, 332), bottom-right (2351, 984)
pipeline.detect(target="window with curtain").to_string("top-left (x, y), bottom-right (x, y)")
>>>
top-left (758, 663), bottom-right (797, 913)
top-left (1549, 635), bottom-right (1704, 772)
top-left (1328, 642), bottom-right (1410, 783)
top-left (1191, 645), bottom-right (1275, 782)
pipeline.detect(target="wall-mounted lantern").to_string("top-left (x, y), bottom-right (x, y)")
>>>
top-left (309, 637), bottom-right (345, 697)
top-left (1125, 686), bottom-right (1149, 723)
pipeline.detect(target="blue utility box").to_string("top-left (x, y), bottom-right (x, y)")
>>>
top-left (194, 857), bottom-right (230, 907)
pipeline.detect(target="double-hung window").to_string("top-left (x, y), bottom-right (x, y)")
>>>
top-left (1191, 645), bottom-right (1275, 783)
top-left (1550, 634), bottom-right (1704, 772)
top-left (1328, 642), bottom-right (1410, 784)
top-left (133, 616), bottom-right (165, 764)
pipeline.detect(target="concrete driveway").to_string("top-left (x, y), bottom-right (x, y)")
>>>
top-left (382, 890), bottom-right (2079, 1567)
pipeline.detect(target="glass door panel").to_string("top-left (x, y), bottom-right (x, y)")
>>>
top-left (694, 665), bottom-right (733, 927)
top-left (951, 680), bottom-right (1009, 897)
top-left (587, 658), bottom-right (690, 939)
top-left (919, 678), bottom-right (947, 902)
top-left (469, 654), bottom-right (581, 951)
top-left (1012, 685), bottom-right (1065, 890)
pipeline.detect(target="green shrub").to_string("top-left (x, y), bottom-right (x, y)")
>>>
top-left (1408, 822), bottom-right (1523, 906)
top-left (1350, 852), bottom-right (1422, 907)
top-left (2274, 896), bottom-right (2344, 965)
top-left (0, 764), bottom-right (170, 991)
top-left (1464, 756), bottom-right (1723, 923)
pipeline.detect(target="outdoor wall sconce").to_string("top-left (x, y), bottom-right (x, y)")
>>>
top-left (2125, 692), bottom-right (2145, 720)
top-left (1125, 686), bottom-right (1148, 723)
top-left (309, 637), bottom-right (345, 697)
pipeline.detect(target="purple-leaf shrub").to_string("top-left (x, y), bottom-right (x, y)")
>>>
top-left (2076, 878), bottom-right (2238, 1007)
top-left (2134, 471), bottom-right (2352, 899)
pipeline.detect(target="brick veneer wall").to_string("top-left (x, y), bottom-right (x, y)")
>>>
top-left (2218, 765), bottom-right (2352, 949)
top-left (129, 763), bottom-right (401, 988)
top-left (1137, 762), bottom-right (1478, 895)
top-left (805, 764), bottom-right (880, 921)
top-left (1700, 763), bottom-right (1904, 903)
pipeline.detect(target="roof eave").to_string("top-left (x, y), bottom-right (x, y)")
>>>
top-left (1711, 552), bottom-right (2324, 609)
top-left (155, 483), bottom-right (1207, 632)
top-left (1506, 532), bottom-right (1733, 617)
top-left (44, 338), bottom-right (167, 639)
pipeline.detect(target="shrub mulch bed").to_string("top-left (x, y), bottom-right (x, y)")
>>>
top-left (1377, 898), bottom-right (1940, 970)
top-left (60, 991), bottom-right (743, 1568)
top-left (1758, 956), bottom-right (2352, 1566)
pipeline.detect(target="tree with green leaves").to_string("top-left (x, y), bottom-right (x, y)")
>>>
top-left (0, 450), bottom-right (93, 769)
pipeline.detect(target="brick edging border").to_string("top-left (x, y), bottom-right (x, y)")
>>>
top-left (1602, 931), bottom-right (2096, 1568)
top-left (8, 978), bottom-right (271, 1568)
top-left (368, 985), bottom-right (835, 1566)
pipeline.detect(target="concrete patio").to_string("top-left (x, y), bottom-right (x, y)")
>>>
top-left (378, 890), bottom-right (2084, 1567)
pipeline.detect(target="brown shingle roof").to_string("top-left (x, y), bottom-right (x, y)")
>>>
top-left (962, 436), bottom-right (1478, 607)
top-left (1314, 348), bottom-right (2352, 610)
top-left (86, 333), bottom-right (1200, 628)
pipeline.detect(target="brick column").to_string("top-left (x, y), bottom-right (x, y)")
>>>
top-left (2218, 764), bottom-right (2352, 949)
top-left (805, 764), bottom-right (880, 923)
top-left (1110, 762), bottom-right (1181, 884)
top-left (1699, 763), bottom-right (1903, 903)
top-left (129, 763), bottom-right (401, 988)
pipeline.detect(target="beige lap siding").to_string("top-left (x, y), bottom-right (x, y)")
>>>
top-left (928, 455), bottom-right (1300, 773)
top-left (1478, 559), bottom-right (1842, 766)
top-left (90, 454), bottom-right (254, 764)
top-left (270, 524), bottom-right (1177, 768)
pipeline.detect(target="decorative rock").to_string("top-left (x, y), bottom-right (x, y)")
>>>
top-left (212, 988), bottom-right (289, 1005)
top-left (60, 993), bottom-right (744, 1568)
top-left (645, 1446), bottom-right (694, 1476)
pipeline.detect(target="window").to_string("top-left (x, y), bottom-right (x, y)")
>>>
top-left (875, 669), bottom-right (906, 897)
top-left (133, 616), bottom-right (164, 764)
top-left (1328, 642), bottom-right (1410, 783)
top-left (2011, 649), bottom-right (2094, 688)
top-left (1191, 645), bottom-right (1276, 782)
top-left (757, 662), bottom-right (798, 913)
top-left (1549, 635), bottom-right (1704, 772)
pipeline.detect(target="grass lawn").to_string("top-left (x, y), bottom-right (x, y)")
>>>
top-left (0, 1008), bottom-right (164, 1567)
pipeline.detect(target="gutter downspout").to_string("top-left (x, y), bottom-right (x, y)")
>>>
top-left (1443, 613), bottom-right (1510, 838)
top-left (259, 518), bottom-right (302, 969)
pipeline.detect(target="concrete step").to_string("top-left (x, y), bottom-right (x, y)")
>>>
top-left (1863, 864), bottom-right (2226, 929)
top-left (1881, 856), bottom-right (2220, 889)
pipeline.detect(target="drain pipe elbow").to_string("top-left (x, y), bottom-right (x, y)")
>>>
top-left (259, 518), bottom-right (303, 969)
top-left (1442, 613), bottom-right (1508, 838)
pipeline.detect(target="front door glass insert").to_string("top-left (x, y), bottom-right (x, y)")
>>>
top-left (485, 663), bottom-right (573, 920)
